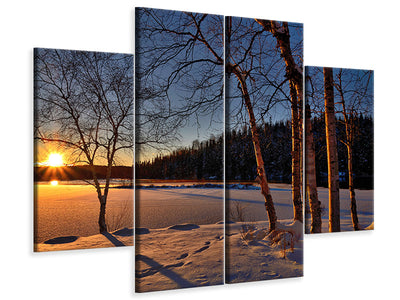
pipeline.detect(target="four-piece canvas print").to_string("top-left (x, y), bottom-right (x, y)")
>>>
top-left (33, 6), bottom-right (374, 294)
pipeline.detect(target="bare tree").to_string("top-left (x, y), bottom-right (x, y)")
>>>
top-left (135, 8), bottom-right (223, 161)
top-left (226, 17), bottom-right (303, 230)
top-left (254, 19), bottom-right (304, 223)
top-left (136, 10), bottom-right (303, 231)
top-left (34, 48), bottom-right (133, 233)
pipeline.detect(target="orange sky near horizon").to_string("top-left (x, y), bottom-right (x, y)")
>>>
top-left (35, 140), bottom-right (133, 167)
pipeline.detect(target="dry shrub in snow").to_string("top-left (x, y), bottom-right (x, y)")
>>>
top-left (240, 224), bottom-right (257, 242)
top-left (267, 229), bottom-right (296, 258)
top-left (230, 201), bottom-right (248, 223)
top-left (106, 200), bottom-right (133, 232)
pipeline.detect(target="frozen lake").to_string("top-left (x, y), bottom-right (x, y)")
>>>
top-left (34, 182), bottom-right (133, 243)
top-left (135, 187), bottom-right (224, 228)
top-left (137, 182), bottom-right (373, 232)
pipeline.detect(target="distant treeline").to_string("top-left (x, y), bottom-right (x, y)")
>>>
top-left (226, 121), bottom-right (292, 183)
top-left (136, 135), bottom-right (223, 180)
top-left (313, 114), bottom-right (373, 189)
top-left (34, 165), bottom-right (133, 181)
top-left (135, 115), bottom-right (373, 188)
top-left (229, 116), bottom-right (373, 188)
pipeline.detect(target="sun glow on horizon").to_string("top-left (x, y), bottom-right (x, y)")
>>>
top-left (46, 153), bottom-right (64, 167)
top-left (50, 180), bottom-right (59, 186)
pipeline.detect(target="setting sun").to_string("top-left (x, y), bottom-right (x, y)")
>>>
top-left (47, 153), bottom-right (64, 167)
top-left (50, 180), bottom-right (59, 186)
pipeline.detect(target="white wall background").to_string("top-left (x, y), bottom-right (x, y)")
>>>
top-left (0, 0), bottom-right (397, 299)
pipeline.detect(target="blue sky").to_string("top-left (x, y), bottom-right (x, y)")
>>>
top-left (135, 8), bottom-right (224, 161)
top-left (305, 66), bottom-right (374, 118)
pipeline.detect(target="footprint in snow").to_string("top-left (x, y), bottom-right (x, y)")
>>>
top-left (195, 274), bottom-right (210, 286)
top-left (176, 253), bottom-right (189, 260)
top-left (260, 270), bottom-right (277, 276)
top-left (193, 245), bottom-right (209, 254)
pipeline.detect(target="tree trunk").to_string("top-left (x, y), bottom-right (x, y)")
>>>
top-left (347, 143), bottom-right (359, 230)
top-left (336, 72), bottom-right (360, 231)
top-left (88, 165), bottom-right (108, 233)
top-left (255, 19), bottom-right (303, 224)
top-left (290, 81), bottom-right (303, 222)
top-left (324, 67), bottom-right (340, 232)
top-left (98, 197), bottom-right (107, 233)
top-left (305, 103), bottom-right (321, 233)
top-left (227, 63), bottom-right (278, 231)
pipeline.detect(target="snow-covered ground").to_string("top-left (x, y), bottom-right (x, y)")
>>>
top-left (226, 183), bottom-right (374, 233)
top-left (34, 183), bottom-right (133, 249)
top-left (35, 228), bottom-right (133, 252)
top-left (305, 187), bottom-right (374, 233)
top-left (136, 223), bottom-right (224, 292)
top-left (226, 184), bottom-right (303, 284)
top-left (135, 187), bottom-right (224, 292)
top-left (135, 184), bottom-right (303, 292)
top-left (226, 220), bottom-right (303, 284)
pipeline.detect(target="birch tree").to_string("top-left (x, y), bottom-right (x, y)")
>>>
top-left (304, 68), bottom-right (322, 233)
top-left (137, 11), bottom-right (303, 230)
top-left (255, 19), bottom-right (304, 223)
top-left (305, 103), bottom-right (322, 233)
top-left (226, 17), bottom-right (303, 229)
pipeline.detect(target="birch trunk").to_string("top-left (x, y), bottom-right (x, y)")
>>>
top-left (255, 19), bottom-right (303, 223)
top-left (290, 81), bottom-right (303, 222)
top-left (305, 104), bottom-right (321, 233)
top-left (347, 142), bottom-right (359, 230)
top-left (324, 67), bottom-right (340, 232)
top-left (336, 71), bottom-right (359, 231)
top-left (227, 63), bottom-right (278, 231)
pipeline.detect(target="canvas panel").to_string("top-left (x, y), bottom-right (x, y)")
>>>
top-left (304, 66), bottom-right (374, 234)
top-left (225, 16), bottom-right (304, 283)
top-left (34, 48), bottom-right (134, 251)
top-left (135, 8), bottom-right (224, 292)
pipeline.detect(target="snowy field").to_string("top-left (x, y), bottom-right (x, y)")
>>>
top-left (135, 187), bottom-right (224, 292)
top-left (136, 223), bottom-right (224, 292)
top-left (135, 182), bottom-right (373, 291)
top-left (135, 184), bottom-right (224, 292)
top-left (35, 227), bottom-right (133, 252)
top-left (305, 187), bottom-right (374, 233)
top-left (226, 183), bottom-right (373, 233)
top-left (135, 184), bottom-right (304, 292)
top-left (226, 220), bottom-right (303, 284)
top-left (226, 184), bottom-right (303, 283)
top-left (34, 183), bottom-right (133, 250)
